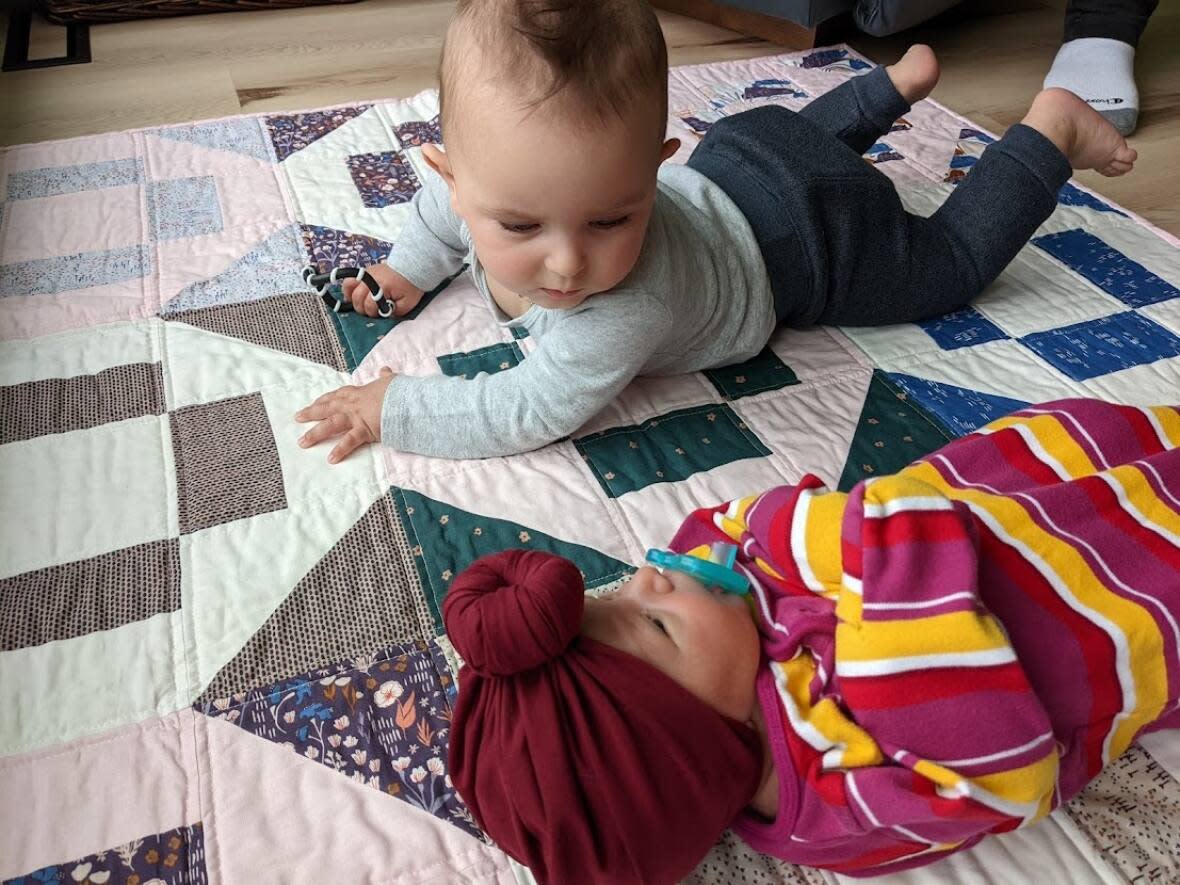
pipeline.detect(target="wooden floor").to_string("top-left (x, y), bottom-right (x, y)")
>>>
top-left (2, 0), bottom-right (1177, 235)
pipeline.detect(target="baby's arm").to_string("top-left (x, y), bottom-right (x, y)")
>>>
top-left (341, 170), bottom-right (468, 317)
top-left (381, 297), bottom-right (671, 458)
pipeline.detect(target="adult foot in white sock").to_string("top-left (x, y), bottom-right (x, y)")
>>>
top-left (1043, 37), bottom-right (1140, 136)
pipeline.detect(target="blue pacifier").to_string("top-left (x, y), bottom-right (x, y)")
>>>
top-left (644, 542), bottom-right (749, 595)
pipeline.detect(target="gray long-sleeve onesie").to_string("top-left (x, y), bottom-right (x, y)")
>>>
top-left (380, 164), bottom-right (776, 459)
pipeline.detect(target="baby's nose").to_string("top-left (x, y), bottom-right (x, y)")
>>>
top-left (633, 565), bottom-right (674, 595)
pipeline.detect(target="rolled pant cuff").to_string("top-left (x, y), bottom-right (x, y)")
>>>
top-left (851, 65), bottom-right (911, 136)
top-left (990, 123), bottom-right (1073, 199)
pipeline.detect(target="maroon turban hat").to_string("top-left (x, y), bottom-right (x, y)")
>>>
top-left (444, 549), bottom-right (763, 885)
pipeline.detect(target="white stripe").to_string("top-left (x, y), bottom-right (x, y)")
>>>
top-left (1141, 459), bottom-right (1180, 513)
top-left (932, 454), bottom-right (1138, 765)
top-left (930, 731), bottom-right (1055, 768)
top-left (1007, 423), bottom-right (1073, 481)
top-left (862, 496), bottom-right (955, 518)
top-left (862, 591), bottom-right (976, 612)
top-left (845, 771), bottom-right (883, 827)
top-left (836, 646), bottom-right (1017, 677)
top-left (1140, 407), bottom-right (1174, 451)
top-left (935, 778), bottom-right (1043, 824)
top-left (842, 573), bottom-right (863, 597)
top-left (744, 564), bottom-right (791, 639)
top-left (1023, 407), bottom-right (1111, 470)
top-left (789, 489), bottom-right (826, 594)
top-left (1097, 470), bottom-right (1180, 548)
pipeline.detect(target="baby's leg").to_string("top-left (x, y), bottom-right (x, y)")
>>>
top-left (798, 45), bottom-right (939, 156)
top-left (817, 88), bottom-right (1137, 326)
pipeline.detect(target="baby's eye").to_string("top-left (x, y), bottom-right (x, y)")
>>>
top-left (499, 222), bottom-right (539, 234)
top-left (591, 216), bottom-right (630, 230)
top-left (643, 611), bottom-right (668, 635)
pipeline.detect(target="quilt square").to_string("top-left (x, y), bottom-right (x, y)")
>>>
top-left (703, 346), bottom-right (799, 399)
top-left (574, 404), bottom-right (772, 498)
top-left (346, 151), bottom-right (421, 209)
top-left (919, 306), bottom-right (1008, 350)
top-left (436, 342), bottom-right (523, 379)
top-left (146, 176), bottom-right (224, 242)
top-left (1034, 228), bottom-right (1180, 308)
top-left (170, 392), bottom-right (287, 534)
top-left (1021, 311), bottom-right (1180, 382)
top-left (6, 158), bottom-right (144, 200)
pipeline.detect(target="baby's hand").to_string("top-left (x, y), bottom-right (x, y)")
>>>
top-left (295, 368), bottom-right (396, 464)
top-left (342, 264), bottom-right (425, 318)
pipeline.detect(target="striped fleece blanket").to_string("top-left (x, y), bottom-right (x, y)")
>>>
top-left (669, 398), bottom-right (1180, 876)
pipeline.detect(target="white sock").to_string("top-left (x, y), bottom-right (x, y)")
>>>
top-left (1044, 37), bottom-right (1139, 135)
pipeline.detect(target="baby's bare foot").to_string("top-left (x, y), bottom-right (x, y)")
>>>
top-left (887, 44), bottom-right (940, 106)
top-left (1022, 87), bottom-right (1137, 177)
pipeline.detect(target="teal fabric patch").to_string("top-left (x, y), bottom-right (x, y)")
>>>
top-left (703, 347), bottom-right (800, 400)
top-left (510, 326), bottom-right (530, 340)
top-left (837, 371), bottom-right (953, 492)
top-left (391, 488), bottom-right (633, 631)
top-left (574, 404), bottom-right (771, 498)
top-left (327, 284), bottom-right (443, 371)
top-left (436, 341), bottom-right (524, 379)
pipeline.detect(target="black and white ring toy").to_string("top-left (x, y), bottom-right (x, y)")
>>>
top-left (302, 265), bottom-right (395, 318)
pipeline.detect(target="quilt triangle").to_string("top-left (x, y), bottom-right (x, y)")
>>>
top-left (163, 225), bottom-right (306, 314)
top-left (837, 371), bottom-right (953, 492)
top-left (149, 117), bottom-right (275, 163)
top-left (392, 488), bottom-right (633, 630)
top-left (887, 373), bottom-right (1029, 437)
top-left (265, 105), bottom-right (372, 163)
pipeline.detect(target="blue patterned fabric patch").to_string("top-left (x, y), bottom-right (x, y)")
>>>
top-left (0, 244), bottom-right (152, 297)
top-left (680, 115), bottom-right (713, 135)
top-left (147, 176), bottom-right (223, 242)
top-left (265, 106), bottom-right (372, 163)
top-left (867, 142), bottom-right (903, 163)
top-left (1034, 228), bottom-right (1179, 308)
top-left (347, 151), bottom-right (420, 209)
top-left (163, 225), bottom-right (305, 314)
top-left (149, 118), bottom-right (275, 163)
top-left (742, 78), bottom-right (807, 100)
top-left (7, 158), bottom-right (143, 200)
top-left (394, 117), bottom-right (442, 147)
top-left (201, 640), bottom-right (484, 841)
top-left (392, 488), bottom-right (632, 629)
top-left (574, 404), bottom-right (771, 498)
top-left (958, 128), bottom-right (995, 144)
top-left (1057, 183), bottom-right (1126, 217)
top-left (4, 824), bottom-right (207, 885)
top-left (437, 342), bottom-right (523, 379)
top-left (1021, 311), bottom-right (1180, 381)
top-left (800, 49), bottom-right (872, 71)
top-left (887, 373), bottom-right (1029, 437)
top-left (300, 224), bottom-right (393, 274)
top-left (703, 346), bottom-right (799, 400)
top-left (919, 306), bottom-right (1008, 350)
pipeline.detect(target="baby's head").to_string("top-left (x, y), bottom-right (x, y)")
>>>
top-left (423, 0), bottom-right (681, 311)
top-left (444, 550), bottom-right (763, 884)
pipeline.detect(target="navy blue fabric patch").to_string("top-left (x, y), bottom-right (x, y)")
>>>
top-left (1034, 228), bottom-right (1179, 308)
top-left (887, 373), bottom-right (1029, 437)
top-left (1056, 183), bottom-right (1126, 217)
top-left (1021, 311), bottom-right (1180, 381)
top-left (919, 307), bottom-right (1008, 350)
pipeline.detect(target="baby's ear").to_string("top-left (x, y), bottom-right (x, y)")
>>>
top-left (421, 144), bottom-right (455, 186)
top-left (659, 138), bottom-right (681, 163)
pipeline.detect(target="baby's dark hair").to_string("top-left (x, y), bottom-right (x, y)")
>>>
top-left (439, 0), bottom-right (669, 139)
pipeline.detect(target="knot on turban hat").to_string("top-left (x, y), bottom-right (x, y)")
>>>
top-left (444, 549), bottom-right (763, 885)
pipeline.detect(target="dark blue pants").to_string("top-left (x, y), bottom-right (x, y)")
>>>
top-left (686, 66), bottom-right (1072, 327)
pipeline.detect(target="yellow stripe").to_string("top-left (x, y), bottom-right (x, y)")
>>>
top-left (780, 656), bottom-right (882, 768)
top-left (712, 494), bottom-right (758, 544)
top-left (906, 459), bottom-right (1168, 757)
top-left (1106, 463), bottom-right (1180, 539)
top-left (802, 490), bottom-right (847, 599)
top-left (982, 414), bottom-right (1096, 479)
top-left (837, 610), bottom-right (1012, 662)
top-left (970, 753), bottom-right (1059, 821)
top-left (1149, 406), bottom-right (1180, 447)
top-left (912, 758), bottom-right (963, 791)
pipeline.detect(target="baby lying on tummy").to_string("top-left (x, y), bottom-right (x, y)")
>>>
top-left (443, 398), bottom-right (1180, 884)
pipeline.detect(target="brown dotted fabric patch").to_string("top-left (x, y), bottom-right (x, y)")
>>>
top-left (196, 493), bottom-right (434, 704)
top-left (164, 291), bottom-right (347, 372)
top-left (1066, 742), bottom-right (1180, 883)
top-left (0, 538), bottom-right (180, 651)
top-left (0, 362), bottom-right (165, 445)
top-left (170, 392), bottom-right (287, 535)
top-left (686, 829), bottom-right (828, 885)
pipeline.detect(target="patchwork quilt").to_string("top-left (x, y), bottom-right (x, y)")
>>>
top-left (1, 46), bottom-right (1178, 885)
